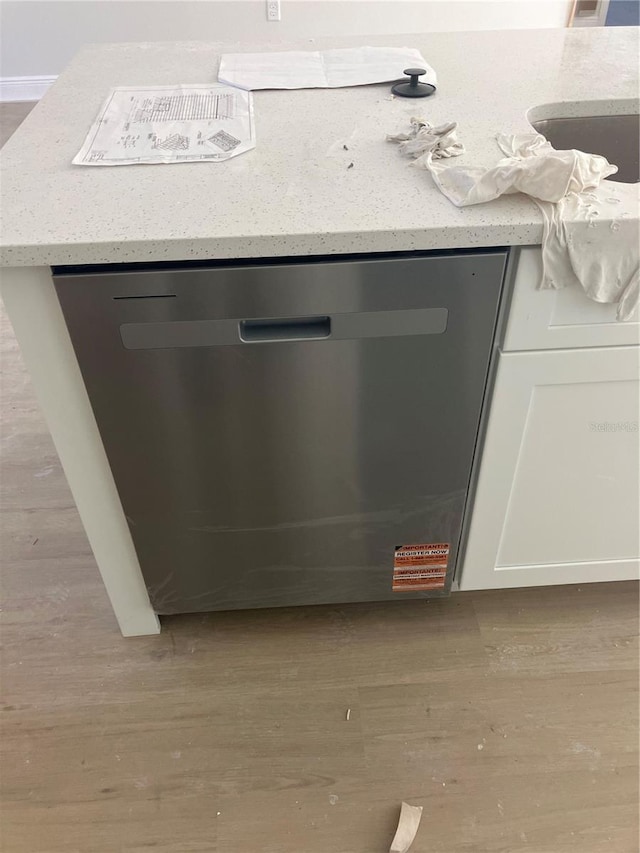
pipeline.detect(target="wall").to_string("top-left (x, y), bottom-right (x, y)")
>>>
top-left (606, 0), bottom-right (640, 26)
top-left (1, 0), bottom-right (573, 79)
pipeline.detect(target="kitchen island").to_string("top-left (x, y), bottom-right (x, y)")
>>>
top-left (1, 27), bottom-right (638, 635)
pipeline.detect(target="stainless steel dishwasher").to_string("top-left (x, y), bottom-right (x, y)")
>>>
top-left (54, 250), bottom-right (507, 614)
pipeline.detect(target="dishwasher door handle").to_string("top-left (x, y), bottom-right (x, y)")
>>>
top-left (120, 307), bottom-right (447, 350)
top-left (240, 316), bottom-right (331, 342)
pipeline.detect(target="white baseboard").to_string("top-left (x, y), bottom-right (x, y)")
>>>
top-left (0, 76), bottom-right (57, 102)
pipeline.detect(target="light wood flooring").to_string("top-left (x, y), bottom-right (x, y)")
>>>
top-left (1, 102), bottom-right (638, 853)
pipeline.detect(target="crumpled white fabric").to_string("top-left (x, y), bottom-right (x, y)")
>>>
top-left (532, 184), bottom-right (639, 321)
top-left (426, 133), bottom-right (617, 203)
top-left (391, 125), bottom-right (638, 320)
top-left (386, 118), bottom-right (464, 162)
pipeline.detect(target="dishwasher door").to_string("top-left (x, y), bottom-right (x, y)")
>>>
top-left (54, 251), bottom-right (507, 614)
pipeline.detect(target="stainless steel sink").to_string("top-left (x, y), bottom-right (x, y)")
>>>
top-left (531, 114), bottom-right (639, 184)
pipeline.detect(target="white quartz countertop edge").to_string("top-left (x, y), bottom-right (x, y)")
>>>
top-left (1, 29), bottom-right (638, 268)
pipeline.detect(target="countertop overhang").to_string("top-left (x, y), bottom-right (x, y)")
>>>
top-left (1, 27), bottom-right (638, 267)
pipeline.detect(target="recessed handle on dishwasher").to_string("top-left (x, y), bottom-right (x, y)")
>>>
top-left (239, 316), bottom-right (331, 342)
top-left (120, 307), bottom-right (447, 350)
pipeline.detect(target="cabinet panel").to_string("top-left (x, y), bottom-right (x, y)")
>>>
top-left (459, 345), bottom-right (640, 590)
top-left (503, 248), bottom-right (639, 351)
top-left (498, 378), bottom-right (639, 566)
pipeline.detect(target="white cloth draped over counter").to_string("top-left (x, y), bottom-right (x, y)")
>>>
top-left (389, 122), bottom-right (639, 320)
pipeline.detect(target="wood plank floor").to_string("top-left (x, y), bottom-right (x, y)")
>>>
top-left (0, 101), bottom-right (35, 148)
top-left (1, 102), bottom-right (639, 853)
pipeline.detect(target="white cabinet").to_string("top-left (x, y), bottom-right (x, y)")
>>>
top-left (503, 247), bottom-right (639, 352)
top-left (460, 246), bottom-right (640, 591)
top-left (459, 345), bottom-right (640, 590)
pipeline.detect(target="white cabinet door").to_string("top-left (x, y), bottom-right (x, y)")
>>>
top-left (503, 248), bottom-right (640, 352)
top-left (459, 345), bottom-right (640, 590)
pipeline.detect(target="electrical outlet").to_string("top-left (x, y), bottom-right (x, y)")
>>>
top-left (266, 0), bottom-right (281, 21)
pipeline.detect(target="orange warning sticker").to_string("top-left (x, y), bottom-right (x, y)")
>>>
top-left (392, 542), bottom-right (449, 591)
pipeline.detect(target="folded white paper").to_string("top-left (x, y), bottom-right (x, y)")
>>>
top-left (218, 46), bottom-right (436, 91)
top-left (389, 802), bottom-right (423, 853)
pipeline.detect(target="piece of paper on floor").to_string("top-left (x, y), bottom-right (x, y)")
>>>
top-left (73, 85), bottom-right (255, 166)
top-left (389, 802), bottom-right (423, 853)
top-left (218, 46), bottom-right (436, 90)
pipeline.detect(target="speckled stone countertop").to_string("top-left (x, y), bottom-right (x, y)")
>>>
top-left (1, 27), bottom-right (638, 267)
